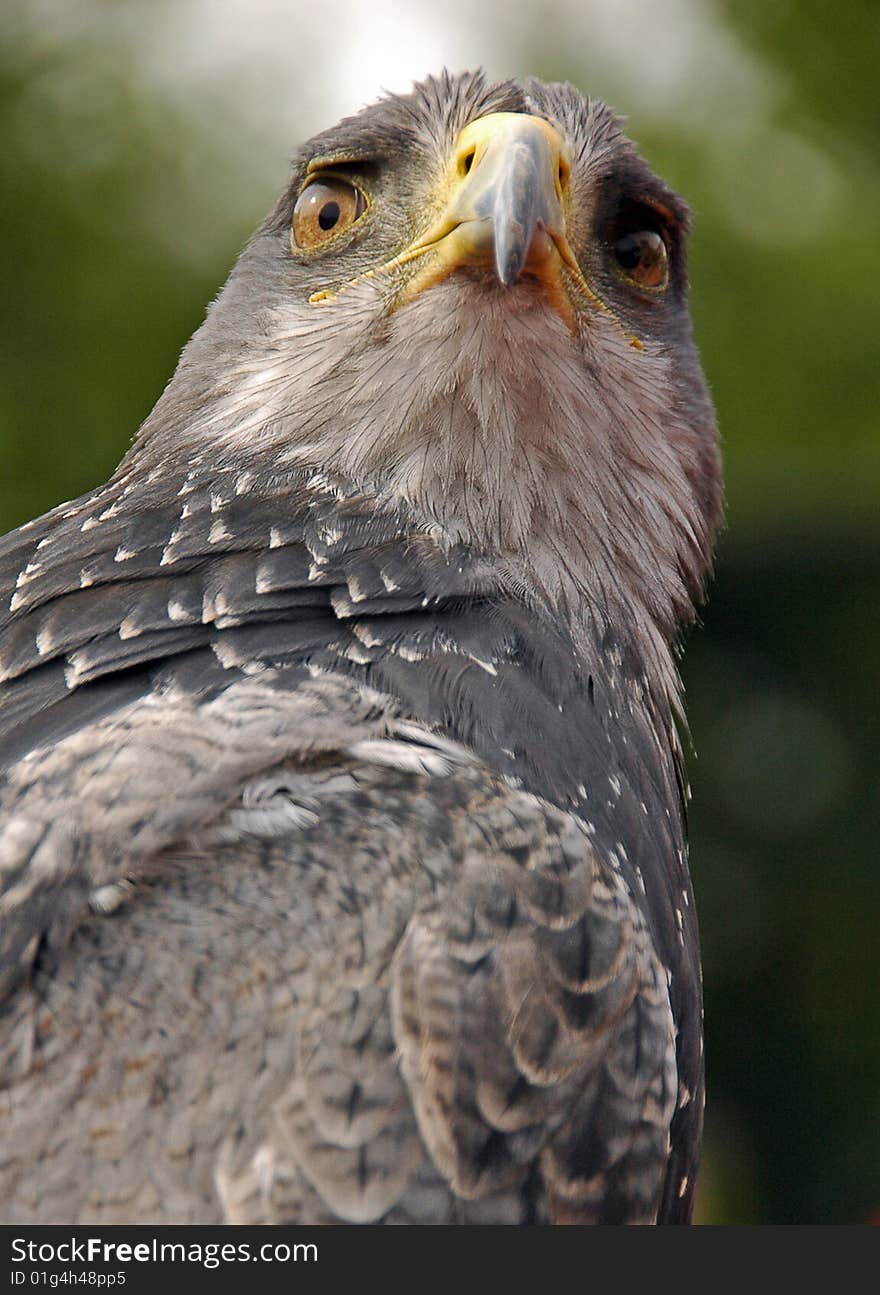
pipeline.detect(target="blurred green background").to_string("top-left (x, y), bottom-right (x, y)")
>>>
top-left (2, 0), bottom-right (877, 1224)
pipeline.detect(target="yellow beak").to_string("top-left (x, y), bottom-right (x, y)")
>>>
top-left (414, 114), bottom-right (569, 281)
top-left (396, 112), bottom-right (582, 327)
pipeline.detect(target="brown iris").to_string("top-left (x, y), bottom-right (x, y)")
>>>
top-left (613, 229), bottom-right (668, 290)
top-left (292, 177), bottom-right (367, 250)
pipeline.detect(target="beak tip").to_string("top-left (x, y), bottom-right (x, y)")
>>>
top-left (495, 245), bottom-right (526, 288)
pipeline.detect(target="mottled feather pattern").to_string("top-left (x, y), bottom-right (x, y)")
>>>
top-left (0, 471), bottom-right (700, 1222)
top-left (1, 671), bottom-right (674, 1223)
top-left (392, 798), bottom-right (677, 1222)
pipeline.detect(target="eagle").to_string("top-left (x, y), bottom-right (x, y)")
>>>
top-left (0, 70), bottom-right (721, 1225)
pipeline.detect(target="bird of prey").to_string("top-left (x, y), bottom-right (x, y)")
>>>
top-left (0, 70), bottom-right (721, 1225)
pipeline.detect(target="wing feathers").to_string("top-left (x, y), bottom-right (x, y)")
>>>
top-left (0, 466), bottom-right (695, 1223)
top-left (391, 804), bottom-right (677, 1220)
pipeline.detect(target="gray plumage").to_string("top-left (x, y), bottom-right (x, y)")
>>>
top-left (0, 71), bottom-right (721, 1224)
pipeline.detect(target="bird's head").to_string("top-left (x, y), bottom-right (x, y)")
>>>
top-left (133, 70), bottom-right (721, 647)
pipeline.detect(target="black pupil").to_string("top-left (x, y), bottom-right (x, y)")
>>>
top-left (615, 232), bottom-right (644, 270)
top-left (318, 201), bottom-right (341, 231)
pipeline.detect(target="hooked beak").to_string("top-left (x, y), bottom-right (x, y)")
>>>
top-left (396, 112), bottom-right (581, 325)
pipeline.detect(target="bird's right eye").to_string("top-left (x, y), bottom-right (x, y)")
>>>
top-left (613, 229), bottom-right (668, 291)
top-left (292, 176), bottom-right (368, 250)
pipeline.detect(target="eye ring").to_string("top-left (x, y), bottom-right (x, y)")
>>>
top-left (612, 228), bottom-right (669, 292)
top-left (291, 175), bottom-right (368, 252)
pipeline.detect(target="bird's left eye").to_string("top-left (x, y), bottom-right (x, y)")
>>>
top-left (613, 229), bottom-right (668, 290)
top-left (292, 177), bottom-right (367, 250)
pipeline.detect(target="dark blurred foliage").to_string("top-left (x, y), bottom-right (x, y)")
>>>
top-left (1, 3), bottom-right (877, 1224)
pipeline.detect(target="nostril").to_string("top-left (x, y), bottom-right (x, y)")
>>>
top-left (461, 148), bottom-right (475, 176)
